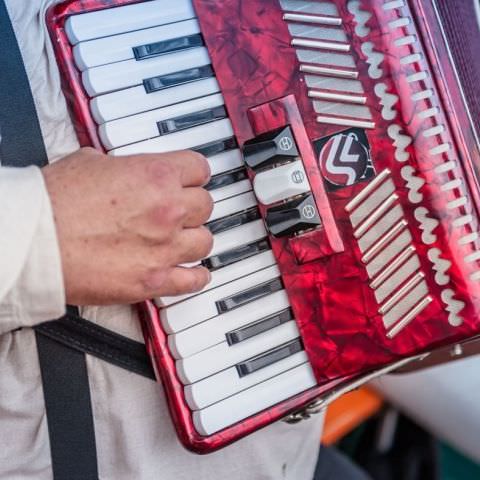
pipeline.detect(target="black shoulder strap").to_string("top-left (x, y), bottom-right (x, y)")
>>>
top-left (0, 2), bottom-right (153, 478)
top-left (36, 328), bottom-right (100, 480)
top-left (0, 0), bottom-right (48, 168)
top-left (36, 307), bottom-right (155, 379)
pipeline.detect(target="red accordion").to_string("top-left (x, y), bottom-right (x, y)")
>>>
top-left (48, 0), bottom-right (480, 453)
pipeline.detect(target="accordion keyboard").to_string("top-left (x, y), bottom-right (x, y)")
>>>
top-left (65, 0), bottom-right (319, 436)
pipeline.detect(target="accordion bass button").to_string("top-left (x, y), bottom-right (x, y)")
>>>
top-left (253, 159), bottom-right (310, 205)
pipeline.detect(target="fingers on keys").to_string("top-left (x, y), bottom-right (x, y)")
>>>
top-left (147, 265), bottom-right (211, 297)
top-left (145, 150), bottom-right (211, 187)
top-left (174, 226), bottom-right (213, 264)
top-left (182, 187), bottom-right (214, 227)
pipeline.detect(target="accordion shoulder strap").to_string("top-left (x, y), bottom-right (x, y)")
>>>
top-left (36, 308), bottom-right (155, 380)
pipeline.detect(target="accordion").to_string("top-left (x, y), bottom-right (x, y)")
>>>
top-left (48, 0), bottom-right (480, 453)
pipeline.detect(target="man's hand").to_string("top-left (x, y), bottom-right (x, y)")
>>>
top-left (42, 147), bottom-right (214, 305)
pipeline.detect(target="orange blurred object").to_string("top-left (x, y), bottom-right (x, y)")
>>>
top-left (321, 387), bottom-right (384, 446)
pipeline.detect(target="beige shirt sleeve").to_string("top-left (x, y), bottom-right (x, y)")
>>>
top-left (0, 165), bottom-right (65, 334)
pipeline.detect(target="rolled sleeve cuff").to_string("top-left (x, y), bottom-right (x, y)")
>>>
top-left (0, 166), bottom-right (65, 333)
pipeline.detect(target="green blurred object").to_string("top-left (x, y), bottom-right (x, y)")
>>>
top-left (440, 443), bottom-right (480, 480)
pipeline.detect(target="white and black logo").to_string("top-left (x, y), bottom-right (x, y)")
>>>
top-left (278, 136), bottom-right (294, 152)
top-left (314, 128), bottom-right (374, 191)
top-left (291, 169), bottom-right (305, 184)
top-left (302, 204), bottom-right (316, 219)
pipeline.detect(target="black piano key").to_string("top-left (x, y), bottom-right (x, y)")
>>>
top-left (143, 65), bottom-right (214, 93)
top-left (192, 137), bottom-right (238, 157)
top-left (226, 308), bottom-right (294, 345)
top-left (243, 126), bottom-right (299, 170)
top-left (266, 193), bottom-right (321, 238)
top-left (235, 339), bottom-right (303, 377)
top-left (133, 34), bottom-right (204, 60)
top-left (202, 238), bottom-right (270, 271)
top-left (157, 106), bottom-right (227, 135)
top-left (206, 207), bottom-right (260, 235)
top-left (205, 168), bottom-right (248, 191)
top-left (216, 277), bottom-right (283, 314)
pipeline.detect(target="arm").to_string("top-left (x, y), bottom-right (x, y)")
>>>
top-left (0, 147), bottom-right (213, 333)
top-left (0, 165), bottom-right (64, 334)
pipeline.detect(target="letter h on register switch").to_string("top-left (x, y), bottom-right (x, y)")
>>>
top-left (243, 125), bottom-right (321, 238)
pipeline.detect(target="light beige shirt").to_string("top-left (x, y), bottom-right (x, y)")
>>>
top-left (0, 1), bottom-right (324, 478)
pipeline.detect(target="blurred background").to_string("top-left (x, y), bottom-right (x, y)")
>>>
top-left (321, 353), bottom-right (480, 480)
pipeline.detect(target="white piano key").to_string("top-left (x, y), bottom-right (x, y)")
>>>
top-left (208, 191), bottom-right (257, 222)
top-left (99, 93), bottom-right (225, 149)
top-left (168, 289), bottom-right (290, 358)
top-left (91, 77), bottom-right (220, 124)
top-left (253, 160), bottom-right (310, 205)
top-left (209, 178), bottom-right (252, 202)
top-left (110, 118), bottom-right (234, 155)
top-left (158, 249), bottom-right (276, 307)
top-left (210, 219), bottom-right (267, 258)
top-left (207, 149), bottom-right (244, 176)
top-left (73, 19), bottom-right (201, 70)
top-left (65, 0), bottom-right (196, 45)
top-left (185, 350), bottom-right (308, 410)
top-left (176, 321), bottom-right (300, 384)
top-left (82, 47), bottom-right (211, 97)
top-left (192, 362), bottom-right (317, 435)
top-left (161, 264), bottom-right (280, 333)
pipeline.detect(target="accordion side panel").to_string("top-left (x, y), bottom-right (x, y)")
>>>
top-left (194, 0), bottom-right (480, 384)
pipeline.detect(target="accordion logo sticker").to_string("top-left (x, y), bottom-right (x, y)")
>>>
top-left (315, 128), bottom-right (375, 191)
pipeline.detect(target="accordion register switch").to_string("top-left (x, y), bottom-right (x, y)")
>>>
top-left (245, 126), bottom-right (320, 238)
top-left (242, 126), bottom-right (298, 170)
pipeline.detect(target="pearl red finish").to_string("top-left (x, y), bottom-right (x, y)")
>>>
top-left (47, 0), bottom-right (480, 453)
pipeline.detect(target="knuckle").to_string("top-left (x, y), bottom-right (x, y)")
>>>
top-left (189, 189), bottom-right (214, 224)
top-left (196, 227), bottom-right (214, 257)
top-left (160, 203), bottom-right (187, 228)
top-left (141, 267), bottom-right (168, 295)
top-left (148, 158), bottom-right (178, 185)
top-left (200, 160), bottom-right (211, 185)
top-left (188, 150), bottom-right (210, 183)
top-left (201, 189), bottom-right (214, 217)
top-left (185, 268), bottom-right (209, 292)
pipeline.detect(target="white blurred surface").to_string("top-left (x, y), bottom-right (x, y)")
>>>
top-left (372, 355), bottom-right (480, 462)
